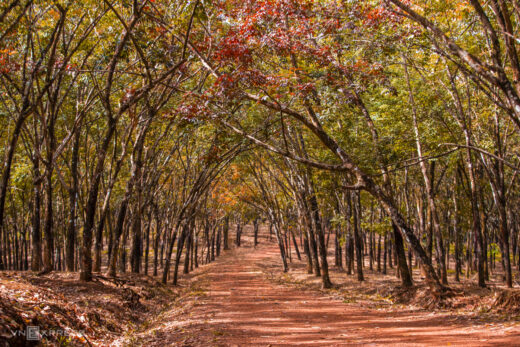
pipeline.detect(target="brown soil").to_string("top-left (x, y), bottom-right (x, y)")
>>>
top-left (131, 229), bottom-right (520, 346)
top-left (0, 271), bottom-right (177, 346)
top-left (2, 226), bottom-right (519, 346)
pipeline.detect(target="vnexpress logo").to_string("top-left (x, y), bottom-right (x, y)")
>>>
top-left (10, 325), bottom-right (82, 341)
top-left (26, 326), bottom-right (40, 341)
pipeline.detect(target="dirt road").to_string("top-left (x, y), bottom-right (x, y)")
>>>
top-left (133, 230), bottom-right (520, 346)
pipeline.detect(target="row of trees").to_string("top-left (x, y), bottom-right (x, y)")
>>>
top-left (0, 0), bottom-right (244, 283)
top-left (1, 0), bottom-right (520, 294)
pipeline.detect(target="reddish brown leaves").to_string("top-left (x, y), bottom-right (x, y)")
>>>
top-left (215, 31), bottom-right (253, 65)
top-left (0, 49), bottom-right (19, 74)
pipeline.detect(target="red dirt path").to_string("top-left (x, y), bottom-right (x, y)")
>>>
top-left (133, 229), bottom-right (520, 346)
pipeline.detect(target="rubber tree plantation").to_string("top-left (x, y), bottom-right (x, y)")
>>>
top-left (0, 1), bottom-right (520, 346)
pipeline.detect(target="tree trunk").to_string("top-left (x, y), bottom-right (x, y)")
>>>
top-left (309, 192), bottom-right (332, 288)
top-left (291, 227), bottom-right (301, 260)
top-left (335, 226), bottom-right (343, 268)
top-left (254, 218), bottom-right (259, 247)
top-left (161, 226), bottom-right (178, 284)
top-left (153, 210), bottom-right (161, 276)
top-left (453, 177), bottom-right (461, 282)
top-left (31, 159), bottom-right (42, 272)
top-left (0, 115), bottom-right (28, 252)
top-left (173, 225), bottom-right (187, 285)
top-left (66, 129), bottom-right (80, 272)
top-left (216, 223), bottom-right (221, 256)
top-left (377, 233), bottom-right (382, 272)
top-left (130, 206), bottom-right (142, 273)
top-left (235, 220), bottom-right (241, 247)
top-left (42, 164), bottom-right (54, 273)
top-left (302, 217), bottom-right (313, 274)
top-left (81, 118), bottom-right (117, 281)
top-left (383, 233), bottom-right (387, 275)
top-left (183, 228), bottom-right (191, 274)
top-left (144, 213), bottom-right (152, 275)
top-left (269, 214), bottom-right (289, 272)
top-left (223, 215), bottom-right (229, 250)
top-left (350, 192), bottom-right (364, 282)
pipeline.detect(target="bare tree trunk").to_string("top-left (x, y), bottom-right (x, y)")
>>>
top-left (144, 216), bottom-right (151, 275)
top-left (0, 114), bottom-right (30, 254)
top-left (81, 118), bottom-right (117, 281)
top-left (297, 199), bottom-right (313, 273)
top-left (42, 162), bottom-right (54, 273)
top-left (223, 215), bottom-right (229, 250)
top-left (383, 233), bottom-right (388, 275)
top-left (173, 225), bottom-right (187, 285)
top-left (309, 190), bottom-right (332, 288)
top-left (130, 204), bottom-right (142, 273)
top-left (66, 129), bottom-right (80, 272)
top-left (453, 176), bottom-right (461, 282)
top-left (153, 209), bottom-right (161, 276)
top-left (216, 224), bottom-right (221, 256)
top-left (235, 220), bottom-right (241, 247)
top-left (335, 226), bottom-right (342, 268)
top-left (306, 206), bottom-right (321, 276)
top-left (377, 232), bottom-right (382, 272)
top-left (269, 214), bottom-right (289, 272)
top-left (351, 192), bottom-right (364, 282)
top-left (31, 156), bottom-right (42, 272)
top-left (183, 228), bottom-right (191, 274)
top-left (254, 218), bottom-right (259, 247)
top-left (291, 228), bottom-right (301, 260)
top-left (161, 226), bottom-right (178, 284)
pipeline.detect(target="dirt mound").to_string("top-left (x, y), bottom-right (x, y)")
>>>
top-left (492, 290), bottom-right (520, 314)
top-left (385, 285), bottom-right (459, 310)
top-left (0, 271), bottom-right (176, 346)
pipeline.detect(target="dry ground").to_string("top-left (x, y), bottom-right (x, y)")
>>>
top-left (130, 226), bottom-right (520, 346)
top-left (2, 225), bottom-right (520, 346)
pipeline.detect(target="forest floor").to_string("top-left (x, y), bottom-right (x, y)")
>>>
top-left (0, 269), bottom-right (181, 346)
top-left (1, 227), bottom-right (520, 346)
